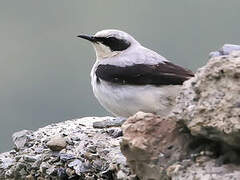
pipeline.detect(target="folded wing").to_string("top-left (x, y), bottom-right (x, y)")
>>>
top-left (95, 61), bottom-right (194, 86)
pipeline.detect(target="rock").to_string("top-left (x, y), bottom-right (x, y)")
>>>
top-left (209, 44), bottom-right (240, 58)
top-left (46, 166), bottom-right (57, 176)
top-left (166, 164), bottom-right (183, 177)
top-left (170, 159), bottom-right (240, 180)
top-left (106, 128), bottom-right (123, 138)
top-left (120, 50), bottom-right (240, 180)
top-left (12, 130), bottom-right (33, 150)
top-left (173, 51), bottom-right (240, 148)
top-left (0, 156), bottom-right (14, 169)
top-left (46, 135), bottom-right (67, 151)
top-left (23, 155), bottom-right (38, 162)
top-left (0, 117), bottom-right (134, 179)
top-left (59, 153), bottom-right (75, 162)
top-left (93, 117), bottom-right (126, 128)
top-left (120, 112), bottom-right (192, 180)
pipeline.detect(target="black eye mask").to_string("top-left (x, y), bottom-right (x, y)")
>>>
top-left (95, 37), bottom-right (131, 51)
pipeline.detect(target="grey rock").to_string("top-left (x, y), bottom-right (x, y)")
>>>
top-left (0, 117), bottom-right (134, 179)
top-left (221, 44), bottom-right (240, 55)
top-left (59, 153), bottom-right (75, 162)
top-left (209, 51), bottom-right (221, 58)
top-left (93, 117), bottom-right (126, 128)
top-left (209, 44), bottom-right (240, 58)
top-left (23, 155), bottom-right (37, 162)
top-left (15, 162), bottom-right (26, 171)
top-left (39, 162), bottom-right (50, 174)
top-left (117, 170), bottom-right (128, 179)
top-left (34, 147), bottom-right (44, 154)
top-left (19, 167), bottom-right (28, 176)
top-left (107, 128), bottom-right (123, 138)
top-left (32, 159), bottom-right (42, 170)
top-left (57, 167), bottom-right (68, 179)
top-left (0, 157), bottom-right (14, 169)
top-left (12, 130), bottom-right (33, 150)
top-left (46, 166), bottom-right (57, 176)
top-left (74, 160), bottom-right (91, 175)
top-left (68, 159), bottom-right (82, 168)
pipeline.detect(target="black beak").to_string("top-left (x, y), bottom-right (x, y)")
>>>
top-left (77, 34), bottom-right (97, 43)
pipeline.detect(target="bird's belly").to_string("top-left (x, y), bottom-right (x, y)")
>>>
top-left (92, 78), bottom-right (180, 117)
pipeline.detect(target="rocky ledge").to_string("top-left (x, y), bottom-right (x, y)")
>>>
top-left (1, 46), bottom-right (240, 180)
top-left (0, 117), bottom-right (136, 180)
top-left (121, 48), bottom-right (240, 180)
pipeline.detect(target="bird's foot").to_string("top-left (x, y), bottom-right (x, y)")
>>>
top-left (209, 44), bottom-right (240, 58)
top-left (93, 117), bottom-right (127, 128)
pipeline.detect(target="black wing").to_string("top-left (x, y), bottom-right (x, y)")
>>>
top-left (95, 61), bottom-right (194, 86)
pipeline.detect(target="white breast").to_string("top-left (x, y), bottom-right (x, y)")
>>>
top-left (90, 62), bottom-right (180, 117)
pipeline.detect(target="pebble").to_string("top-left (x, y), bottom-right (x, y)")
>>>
top-left (181, 159), bottom-right (192, 167)
top-left (166, 164), bottom-right (183, 176)
top-left (74, 160), bottom-right (91, 175)
top-left (117, 170), bottom-right (127, 179)
top-left (59, 153), bottom-right (75, 162)
top-left (68, 159), bottom-right (82, 168)
top-left (32, 160), bottom-right (42, 170)
top-left (46, 135), bottom-right (67, 151)
top-left (66, 168), bottom-right (75, 177)
top-left (196, 155), bottom-right (210, 164)
top-left (57, 167), bottom-right (68, 179)
top-left (86, 145), bottom-right (97, 153)
top-left (26, 174), bottom-right (35, 180)
top-left (39, 162), bottom-right (50, 174)
top-left (46, 166), bottom-right (57, 176)
top-left (23, 155), bottom-right (37, 162)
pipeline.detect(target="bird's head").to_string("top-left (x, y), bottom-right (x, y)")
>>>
top-left (78, 29), bottom-right (140, 60)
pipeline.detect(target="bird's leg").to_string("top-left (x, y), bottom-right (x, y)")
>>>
top-left (209, 44), bottom-right (240, 58)
top-left (93, 116), bottom-right (127, 129)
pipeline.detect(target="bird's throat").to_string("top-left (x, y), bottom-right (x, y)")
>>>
top-left (93, 43), bottom-right (120, 60)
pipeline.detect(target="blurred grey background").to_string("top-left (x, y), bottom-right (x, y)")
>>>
top-left (0, 1), bottom-right (240, 152)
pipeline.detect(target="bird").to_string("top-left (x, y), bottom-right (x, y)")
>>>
top-left (77, 29), bottom-right (194, 118)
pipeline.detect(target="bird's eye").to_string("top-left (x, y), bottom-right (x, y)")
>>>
top-left (95, 37), bottom-right (130, 51)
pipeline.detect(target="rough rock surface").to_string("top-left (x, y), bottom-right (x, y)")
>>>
top-left (173, 51), bottom-right (240, 148)
top-left (0, 117), bottom-right (137, 180)
top-left (121, 112), bottom-right (240, 180)
top-left (121, 112), bottom-right (191, 180)
top-left (170, 160), bottom-right (240, 180)
top-left (121, 50), bottom-right (240, 180)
